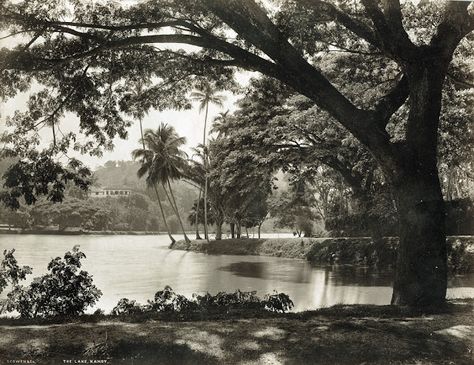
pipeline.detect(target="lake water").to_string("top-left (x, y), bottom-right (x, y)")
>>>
top-left (0, 233), bottom-right (473, 312)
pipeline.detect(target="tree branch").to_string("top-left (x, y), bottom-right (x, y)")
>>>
top-left (447, 73), bottom-right (474, 89)
top-left (360, 0), bottom-right (416, 59)
top-left (429, 1), bottom-right (474, 59)
top-left (19, 64), bottom-right (91, 134)
top-left (0, 12), bottom-right (194, 33)
top-left (0, 29), bottom-right (36, 40)
top-left (47, 24), bottom-right (102, 41)
top-left (373, 74), bottom-right (409, 126)
top-left (5, 32), bottom-right (282, 78)
top-left (203, 0), bottom-right (381, 141)
top-left (299, 0), bottom-right (381, 49)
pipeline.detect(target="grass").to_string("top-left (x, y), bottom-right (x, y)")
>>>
top-left (172, 237), bottom-right (320, 258)
top-left (0, 300), bottom-right (473, 364)
top-left (172, 236), bottom-right (474, 272)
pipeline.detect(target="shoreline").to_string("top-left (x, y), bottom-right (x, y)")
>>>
top-left (171, 236), bottom-right (474, 273)
top-left (0, 229), bottom-right (166, 236)
top-left (0, 230), bottom-right (289, 236)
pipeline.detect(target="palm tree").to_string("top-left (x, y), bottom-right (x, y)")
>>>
top-left (210, 110), bottom-right (230, 137)
top-left (133, 124), bottom-right (191, 244)
top-left (133, 142), bottom-right (175, 245)
top-left (190, 83), bottom-right (225, 241)
top-left (126, 82), bottom-right (175, 243)
top-left (188, 145), bottom-right (206, 240)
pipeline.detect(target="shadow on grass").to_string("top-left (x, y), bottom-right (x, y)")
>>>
top-left (110, 340), bottom-right (219, 365)
top-left (0, 300), bottom-right (472, 365)
top-left (1, 299), bottom-right (471, 327)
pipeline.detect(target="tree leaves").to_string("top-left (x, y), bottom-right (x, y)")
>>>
top-left (0, 152), bottom-right (92, 209)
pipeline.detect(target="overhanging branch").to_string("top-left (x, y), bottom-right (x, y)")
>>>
top-left (300, 0), bottom-right (381, 49)
top-left (360, 0), bottom-right (416, 59)
top-left (373, 74), bottom-right (409, 126)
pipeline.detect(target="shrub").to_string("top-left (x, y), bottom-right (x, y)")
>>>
top-left (447, 238), bottom-right (474, 274)
top-left (193, 290), bottom-right (262, 311)
top-left (0, 249), bottom-right (32, 295)
top-left (2, 246), bottom-right (102, 318)
top-left (150, 286), bottom-right (197, 312)
top-left (111, 298), bottom-right (145, 315)
top-left (111, 287), bottom-right (294, 316)
top-left (264, 292), bottom-right (294, 313)
top-left (445, 198), bottom-right (474, 235)
top-left (113, 222), bottom-right (130, 231)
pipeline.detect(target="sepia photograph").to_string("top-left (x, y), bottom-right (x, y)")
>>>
top-left (0, 0), bottom-right (473, 364)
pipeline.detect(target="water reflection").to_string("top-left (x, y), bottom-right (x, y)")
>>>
top-left (219, 261), bottom-right (313, 283)
top-left (0, 233), bottom-right (473, 312)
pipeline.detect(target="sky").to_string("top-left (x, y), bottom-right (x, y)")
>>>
top-left (0, 81), bottom-right (252, 168)
top-left (0, 30), bottom-right (257, 169)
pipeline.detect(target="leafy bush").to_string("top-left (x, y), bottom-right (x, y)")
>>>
top-left (1, 246), bottom-right (102, 318)
top-left (445, 198), bottom-right (474, 235)
top-left (151, 286), bottom-right (197, 312)
top-left (113, 222), bottom-right (130, 231)
top-left (193, 290), bottom-right (262, 311)
top-left (264, 292), bottom-right (294, 313)
top-left (0, 249), bottom-right (32, 293)
top-left (111, 287), bottom-right (294, 316)
top-left (111, 298), bottom-right (145, 315)
top-left (305, 238), bottom-right (398, 266)
top-left (447, 238), bottom-right (474, 274)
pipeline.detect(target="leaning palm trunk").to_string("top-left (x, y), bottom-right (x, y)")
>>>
top-left (138, 117), bottom-right (175, 245)
top-left (203, 175), bottom-right (209, 241)
top-left (165, 180), bottom-right (191, 243)
top-left (203, 102), bottom-right (210, 242)
top-left (195, 189), bottom-right (202, 240)
top-left (153, 184), bottom-right (175, 245)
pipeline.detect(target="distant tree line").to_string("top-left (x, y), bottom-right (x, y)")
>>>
top-left (0, 193), bottom-right (182, 233)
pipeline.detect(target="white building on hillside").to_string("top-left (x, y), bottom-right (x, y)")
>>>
top-left (89, 187), bottom-right (133, 198)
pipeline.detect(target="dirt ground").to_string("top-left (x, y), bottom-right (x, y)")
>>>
top-left (0, 302), bottom-right (473, 365)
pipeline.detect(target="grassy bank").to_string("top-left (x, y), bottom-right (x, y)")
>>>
top-left (0, 300), bottom-right (472, 364)
top-left (172, 236), bottom-right (474, 272)
top-left (172, 237), bottom-right (321, 258)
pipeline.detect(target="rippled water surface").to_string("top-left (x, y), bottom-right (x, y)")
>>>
top-left (1, 234), bottom-right (473, 312)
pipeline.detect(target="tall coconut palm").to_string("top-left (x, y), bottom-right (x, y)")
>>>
top-left (126, 82), bottom-right (175, 244)
top-left (210, 110), bottom-right (231, 137)
top-left (188, 145), bottom-right (206, 240)
top-left (133, 124), bottom-right (191, 244)
top-left (133, 141), bottom-right (175, 245)
top-left (190, 83), bottom-right (225, 241)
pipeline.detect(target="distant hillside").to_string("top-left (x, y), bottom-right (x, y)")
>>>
top-left (93, 160), bottom-right (147, 190)
top-left (93, 160), bottom-right (199, 221)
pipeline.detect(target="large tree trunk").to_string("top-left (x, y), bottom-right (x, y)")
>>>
top-left (388, 61), bottom-right (448, 306)
top-left (390, 168), bottom-right (446, 306)
top-left (230, 222), bottom-right (235, 238)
